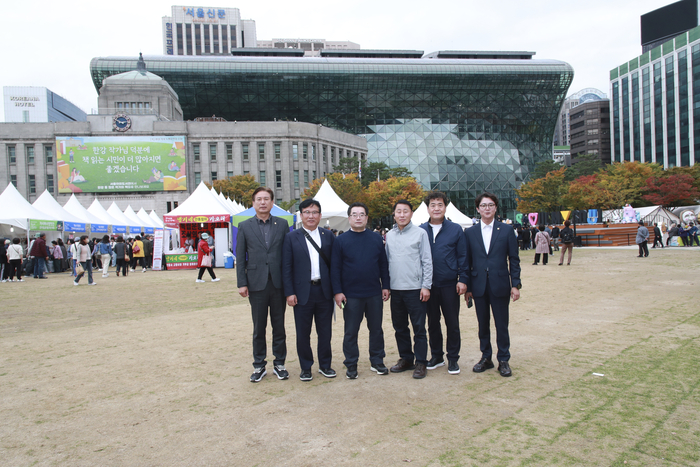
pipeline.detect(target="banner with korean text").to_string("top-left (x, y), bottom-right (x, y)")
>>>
top-left (163, 214), bottom-right (231, 228)
top-left (55, 136), bottom-right (187, 194)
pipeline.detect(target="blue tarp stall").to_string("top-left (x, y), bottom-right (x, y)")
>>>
top-left (230, 205), bottom-right (295, 259)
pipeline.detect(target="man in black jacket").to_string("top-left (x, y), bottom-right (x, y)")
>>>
top-left (652, 223), bottom-right (663, 248)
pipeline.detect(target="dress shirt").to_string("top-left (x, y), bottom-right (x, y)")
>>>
top-left (481, 220), bottom-right (494, 254)
top-left (303, 226), bottom-right (321, 280)
top-left (256, 216), bottom-right (272, 248)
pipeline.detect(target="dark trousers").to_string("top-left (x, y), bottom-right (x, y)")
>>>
top-left (652, 236), bottom-right (663, 248)
top-left (342, 295), bottom-right (385, 367)
top-left (9, 259), bottom-right (22, 280)
top-left (427, 285), bottom-right (461, 362)
top-left (533, 253), bottom-right (548, 265)
top-left (474, 278), bottom-right (511, 362)
top-left (294, 283), bottom-right (334, 371)
top-left (33, 257), bottom-right (46, 278)
top-left (638, 242), bottom-right (649, 256)
top-left (197, 267), bottom-right (216, 279)
top-left (116, 258), bottom-right (128, 275)
top-left (390, 289), bottom-right (428, 365)
top-left (249, 279), bottom-right (287, 368)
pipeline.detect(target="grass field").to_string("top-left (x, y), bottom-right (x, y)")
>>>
top-left (0, 247), bottom-right (698, 466)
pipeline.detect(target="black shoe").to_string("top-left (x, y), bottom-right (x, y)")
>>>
top-left (426, 356), bottom-right (445, 370)
top-left (273, 365), bottom-right (289, 380)
top-left (300, 369), bottom-right (313, 381)
top-left (473, 357), bottom-right (494, 373)
top-left (390, 358), bottom-right (415, 373)
top-left (498, 361), bottom-right (512, 377)
top-left (250, 366), bottom-right (266, 383)
top-left (346, 365), bottom-right (358, 379)
top-left (412, 363), bottom-right (427, 379)
top-left (448, 360), bottom-right (460, 375)
top-left (318, 367), bottom-right (336, 378)
top-left (370, 363), bottom-right (389, 375)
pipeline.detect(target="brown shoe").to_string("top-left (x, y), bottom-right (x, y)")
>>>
top-left (412, 363), bottom-right (427, 379)
top-left (390, 358), bottom-right (415, 373)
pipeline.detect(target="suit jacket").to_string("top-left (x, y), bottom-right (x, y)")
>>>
top-left (236, 215), bottom-right (289, 291)
top-left (282, 227), bottom-right (335, 306)
top-left (464, 221), bottom-right (521, 298)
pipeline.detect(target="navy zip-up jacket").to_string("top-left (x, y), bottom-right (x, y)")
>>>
top-left (419, 219), bottom-right (468, 288)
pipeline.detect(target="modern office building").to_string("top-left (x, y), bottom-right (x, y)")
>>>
top-left (3, 87), bottom-right (87, 123)
top-left (90, 52), bottom-right (573, 215)
top-left (568, 99), bottom-right (611, 164)
top-left (552, 146), bottom-right (570, 166)
top-left (610, 24), bottom-right (700, 168)
top-left (256, 39), bottom-right (360, 57)
top-left (0, 60), bottom-right (366, 213)
top-left (161, 6), bottom-right (257, 56)
top-left (641, 0), bottom-right (699, 53)
top-left (553, 88), bottom-right (607, 148)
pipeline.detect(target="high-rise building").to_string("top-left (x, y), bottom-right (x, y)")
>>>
top-left (610, 23), bottom-right (700, 168)
top-left (3, 87), bottom-right (86, 123)
top-left (553, 88), bottom-right (607, 148)
top-left (569, 99), bottom-right (611, 164)
top-left (162, 6), bottom-right (256, 56)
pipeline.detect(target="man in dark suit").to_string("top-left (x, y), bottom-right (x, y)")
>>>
top-left (464, 192), bottom-right (521, 377)
top-left (282, 198), bottom-right (336, 381)
top-left (237, 187), bottom-right (290, 383)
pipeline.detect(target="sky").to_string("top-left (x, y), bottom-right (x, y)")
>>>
top-left (0, 0), bottom-right (680, 120)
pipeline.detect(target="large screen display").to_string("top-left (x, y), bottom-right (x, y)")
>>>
top-left (641, 0), bottom-right (697, 46)
top-left (56, 136), bottom-right (187, 193)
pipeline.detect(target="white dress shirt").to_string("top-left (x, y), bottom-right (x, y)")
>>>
top-left (481, 220), bottom-right (494, 254)
top-left (303, 227), bottom-right (322, 280)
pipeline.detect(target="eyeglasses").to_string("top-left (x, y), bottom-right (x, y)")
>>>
top-left (479, 203), bottom-right (496, 209)
top-left (302, 210), bottom-right (320, 216)
top-left (349, 213), bottom-right (367, 218)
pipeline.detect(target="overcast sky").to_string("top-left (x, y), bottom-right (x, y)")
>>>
top-left (0, 0), bottom-right (678, 120)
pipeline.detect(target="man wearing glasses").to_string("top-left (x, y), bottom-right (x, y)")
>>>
top-left (464, 192), bottom-right (521, 377)
top-left (282, 199), bottom-right (336, 381)
top-left (331, 202), bottom-right (391, 379)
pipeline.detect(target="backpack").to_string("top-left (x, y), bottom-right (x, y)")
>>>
top-left (561, 229), bottom-right (574, 243)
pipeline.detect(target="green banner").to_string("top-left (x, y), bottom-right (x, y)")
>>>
top-left (29, 219), bottom-right (62, 231)
top-left (55, 136), bottom-right (187, 193)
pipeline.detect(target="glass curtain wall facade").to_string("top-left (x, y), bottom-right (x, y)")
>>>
top-left (91, 55), bottom-right (573, 214)
top-left (611, 25), bottom-right (700, 168)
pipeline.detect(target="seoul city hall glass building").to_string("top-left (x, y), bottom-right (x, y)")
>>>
top-left (90, 52), bottom-right (573, 215)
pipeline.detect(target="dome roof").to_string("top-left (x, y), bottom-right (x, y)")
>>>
top-left (104, 70), bottom-right (164, 82)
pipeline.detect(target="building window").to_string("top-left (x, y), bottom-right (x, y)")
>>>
top-left (47, 174), bottom-right (54, 193)
top-left (167, 201), bottom-right (173, 212)
top-left (303, 144), bottom-right (308, 160)
top-left (258, 143), bottom-right (265, 160)
top-left (23, 111), bottom-right (30, 122)
top-left (322, 146), bottom-right (327, 162)
top-left (304, 170), bottom-right (308, 186)
top-left (226, 144), bottom-right (233, 160)
top-left (10, 175), bottom-right (17, 187)
top-left (311, 144), bottom-right (316, 161)
top-left (260, 170), bottom-right (266, 186)
top-left (210, 144), bottom-right (217, 161)
top-left (212, 171), bottom-right (218, 181)
top-left (293, 143), bottom-right (298, 160)
top-left (276, 170), bottom-right (282, 188)
top-left (275, 143), bottom-right (281, 160)
top-left (587, 129), bottom-right (599, 136)
top-left (294, 170), bottom-right (299, 188)
top-left (26, 146), bottom-right (35, 164)
top-left (8, 146), bottom-right (16, 164)
top-left (28, 175), bottom-right (36, 194)
top-left (193, 144), bottom-right (200, 161)
top-left (242, 143), bottom-right (249, 160)
top-left (44, 145), bottom-right (53, 163)
top-left (195, 172), bottom-right (201, 185)
top-left (227, 171), bottom-right (233, 178)
top-left (313, 170), bottom-right (316, 180)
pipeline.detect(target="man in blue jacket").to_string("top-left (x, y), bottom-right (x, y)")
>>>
top-left (420, 192), bottom-right (468, 375)
top-left (464, 192), bottom-right (521, 377)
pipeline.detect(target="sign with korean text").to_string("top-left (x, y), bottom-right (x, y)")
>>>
top-left (163, 214), bottom-right (231, 228)
top-left (183, 7), bottom-right (226, 22)
top-left (165, 253), bottom-right (199, 270)
top-left (29, 219), bottom-right (62, 231)
top-left (55, 136), bottom-right (187, 194)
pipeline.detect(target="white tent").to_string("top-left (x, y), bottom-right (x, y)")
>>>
top-left (32, 190), bottom-right (87, 233)
top-left (0, 183), bottom-right (59, 232)
top-left (445, 202), bottom-right (473, 229)
top-left (137, 208), bottom-right (160, 230)
top-left (107, 202), bottom-right (140, 235)
top-left (149, 210), bottom-right (165, 228)
top-left (88, 199), bottom-right (126, 236)
top-left (411, 202), bottom-right (430, 226)
top-left (313, 179), bottom-right (350, 231)
top-left (123, 205), bottom-right (149, 233)
top-left (63, 195), bottom-right (111, 230)
top-left (167, 182), bottom-right (234, 220)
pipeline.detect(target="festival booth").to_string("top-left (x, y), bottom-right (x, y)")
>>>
top-left (446, 203), bottom-right (473, 229)
top-left (411, 202), bottom-right (430, 226)
top-left (311, 179), bottom-right (350, 231)
top-left (163, 182), bottom-right (233, 269)
top-left (123, 205), bottom-right (151, 235)
top-left (671, 205), bottom-right (700, 225)
top-left (603, 205), bottom-right (680, 226)
top-left (63, 195), bottom-right (110, 235)
top-left (88, 199), bottom-right (126, 236)
top-left (0, 183), bottom-right (62, 240)
top-left (32, 190), bottom-right (88, 239)
top-left (106, 203), bottom-right (140, 237)
top-left (231, 205), bottom-right (294, 259)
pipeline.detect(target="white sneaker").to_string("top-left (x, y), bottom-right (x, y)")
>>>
top-left (18, 279), bottom-right (24, 282)
top-left (130, 269), bottom-right (135, 272)
top-left (89, 282), bottom-right (97, 286)
top-left (142, 269), bottom-right (146, 273)
top-left (102, 274), bottom-right (108, 278)
top-left (73, 281), bottom-right (79, 286)
top-left (211, 278), bottom-right (220, 282)
top-left (195, 279), bottom-right (205, 283)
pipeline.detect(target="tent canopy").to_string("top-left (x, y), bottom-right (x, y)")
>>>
top-left (411, 202), bottom-right (430, 226)
top-left (313, 179), bottom-right (349, 231)
top-left (445, 202), bottom-right (473, 229)
top-left (604, 205), bottom-right (680, 225)
top-left (0, 183), bottom-right (58, 230)
top-left (164, 182), bottom-right (233, 227)
top-left (32, 190), bottom-right (87, 232)
top-left (63, 195), bottom-right (110, 228)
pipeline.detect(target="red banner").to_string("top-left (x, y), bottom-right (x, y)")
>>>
top-left (163, 214), bottom-right (231, 227)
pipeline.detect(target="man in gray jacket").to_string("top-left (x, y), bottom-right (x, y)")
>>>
top-left (636, 221), bottom-right (649, 258)
top-left (385, 200), bottom-right (433, 379)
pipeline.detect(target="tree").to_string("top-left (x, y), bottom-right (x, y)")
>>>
top-left (567, 154), bottom-right (603, 181)
top-left (365, 176), bottom-right (425, 221)
top-left (561, 174), bottom-right (605, 210)
top-left (333, 157), bottom-right (412, 187)
top-left (301, 173), bottom-right (365, 206)
top-left (277, 199), bottom-right (297, 212)
top-left (531, 160), bottom-right (565, 180)
top-left (208, 174), bottom-right (260, 207)
top-left (595, 161), bottom-right (663, 208)
top-left (515, 167), bottom-right (567, 213)
top-left (642, 174), bottom-right (700, 207)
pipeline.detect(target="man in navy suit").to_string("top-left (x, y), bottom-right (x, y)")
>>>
top-left (237, 187), bottom-right (290, 383)
top-left (282, 199), bottom-right (336, 381)
top-left (464, 192), bottom-right (521, 377)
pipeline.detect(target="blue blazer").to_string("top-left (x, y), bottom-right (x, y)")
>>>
top-left (282, 227), bottom-right (335, 306)
top-left (464, 221), bottom-right (521, 298)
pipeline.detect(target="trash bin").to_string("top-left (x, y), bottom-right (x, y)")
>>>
top-left (224, 252), bottom-right (234, 269)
